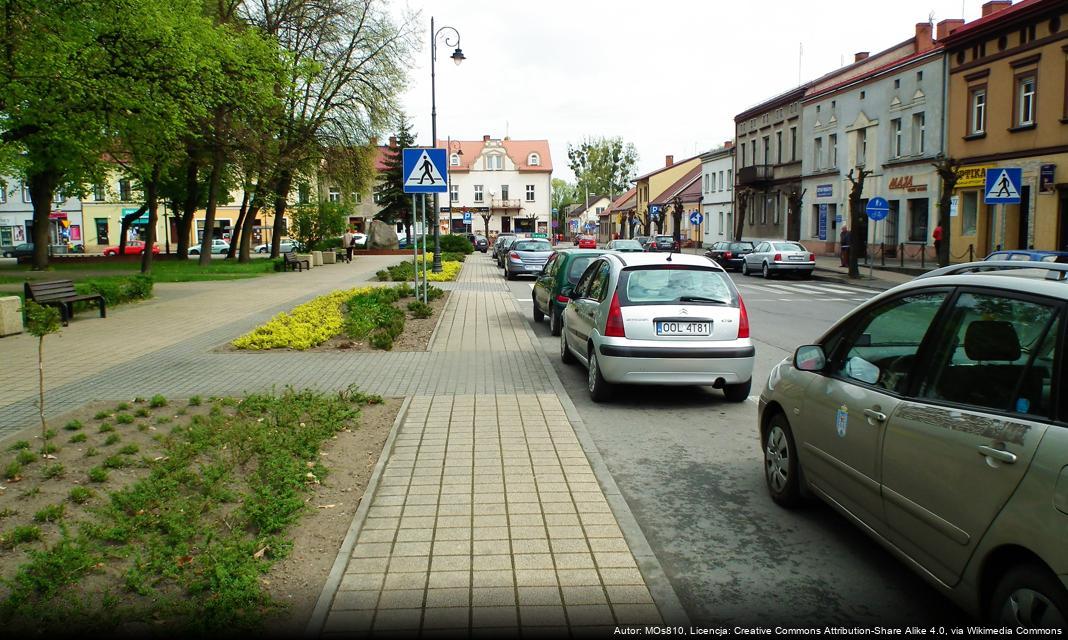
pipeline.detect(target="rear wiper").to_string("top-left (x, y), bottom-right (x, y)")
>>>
top-left (678, 296), bottom-right (728, 304)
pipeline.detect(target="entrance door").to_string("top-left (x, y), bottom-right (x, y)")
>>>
top-left (501, 216), bottom-right (511, 233)
top-left (787, 197), bottom-right (801, 241)
top-left (1017, 185), bottom-right (1030, 249)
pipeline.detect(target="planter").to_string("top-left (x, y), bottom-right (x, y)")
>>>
top-left (322, 251), bottom-right (336, 265)
top-left (311, 250), bottom-right (323, 266)
top-left (296, 253), bottom-right (314, 268)
top-left (0, 296), bottom-right (23, 336)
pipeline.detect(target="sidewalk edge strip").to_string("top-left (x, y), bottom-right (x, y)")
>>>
top-left (303, 395), bottom-right (413, 639)
top-left (511, 297), bottom-right (691, 627)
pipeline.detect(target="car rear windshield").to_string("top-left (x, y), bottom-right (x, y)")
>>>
top-left (618, 266), bottom-right (736, 306)
top-left (514, 241), bottom-right (551, 252)
top-left (655, 236), bottom-right (673, 242)
top-left (730, 242), bottom-right (754, 251)
top-left (613, 241), bottom-right (642, 248)
top-left (773, 242), bottom-right (805, 251)
top-left (567, 256), bottom-right (597, 283)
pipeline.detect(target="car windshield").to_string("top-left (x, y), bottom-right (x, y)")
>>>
top-left (567, 256), bottom-right (597, 283)
top-left (773, 242), bottom-right (804, 251)
top-left (513, 241), bottom-right (551, 252)
top-left (612, 240), bottom-right (642, 249)
top-left (730, 243), bottom-right (754, 251)
top-left (619, 267), bottom-right (735, 306)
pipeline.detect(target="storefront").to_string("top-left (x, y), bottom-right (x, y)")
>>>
top-left (881, 171), bottom-right (935, 259)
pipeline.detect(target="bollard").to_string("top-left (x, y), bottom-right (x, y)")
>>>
top-left (920, 242), bottom-right (925, 269)
top-left (880, 242), bottom-right (885, 267)
top-left (899, 243), bottom-right (904, 268)
top-left (969, 244), bottom-right (974, 262)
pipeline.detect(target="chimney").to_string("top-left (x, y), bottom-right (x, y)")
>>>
top-left (854, 51), bottom-right (870, 62)
top-left (482, 134), bottom-right (491, 142)
top-left (915, 22), bottom-right (934, 53)
top-left (936, 18), bottom-right (965, 39)
top-left (981, 0), bottom-right (1012, 17)
top-left (724, 141), bottom-right (734, 148)
top-left (388, 135), bottom-right (396, 148)
top-left (665, 155), bottom-right (674, 167)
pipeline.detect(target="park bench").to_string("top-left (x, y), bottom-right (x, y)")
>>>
top-left (24, 280), bottom-right (106, 326)
top-left (283, 251), bottom-right (310, 272)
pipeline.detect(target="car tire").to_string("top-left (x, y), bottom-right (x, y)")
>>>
top-left (505, 268), bottom-right (515, 281)
top-left (587, 348), bottom-right (613, 402)
top-left (801, 270), bottom-right (813, 279)
top-left (549, 308), bottom-right (562, 336)
top-left (560, 326), bottom-right (577, 364)
top-left (723, 379), bottom-right (751, 403)
top-left (762, 262), bottom-right (771, 279)
top-left (741, 261), bottom-right (751, 276)
top-left (989, 563), bottom-right (1068, 628)
top-left (763, 413), bottom-right (803, 508)
top-left (532, 295), bottom-right (544, 322)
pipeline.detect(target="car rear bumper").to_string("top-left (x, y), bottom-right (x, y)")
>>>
top-left (769, 262), bottom-right (814, 272)
top-left (595, 343), bottom-right (754, 385)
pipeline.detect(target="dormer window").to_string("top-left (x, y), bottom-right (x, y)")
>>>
top-left (487, 154), bottom-right (503, 170)
top-left (450, 153), bottom-right (460, 166)
top-left (528, 153), bottom-right (540, 166)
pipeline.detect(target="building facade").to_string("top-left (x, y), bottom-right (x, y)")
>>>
top-left (700, 143), bottom-right (735, 243)
top-left (567, 195), bottom-right (611, 238)
top-left (945, 0), bottom-right (1068, 259)
top-left (437, 135), bottom-right (552, 239)
top-left (631, 155), bottom-right (701, 237)
top-left (0, 177), bottom-right (84, 251)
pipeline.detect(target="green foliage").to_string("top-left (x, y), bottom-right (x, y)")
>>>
top-left (64, 420), bottom-right (83, 431)
top-left (75, 275), bottom-right (154, 307)
top-left (69, 487), bottom-right (93, 504)
top-left (188, 396), bottom-right (202, 407)
top-left (41, 443), bottom-right (58, 455)
top-left (22, 301), bottom-right (61, 338)
top-left (135, 408), bottom-right (150, 418)
top-left (16, 450), bottom-right (36, 465)
top-left (69, 433), bottom-right (87, 444)
top-left (115, 414), bottom-right (134, 425)
top-left (5, 462), bottom-right (22, 480)
top-left (41, 464), bottom-right (64, 480)
top-left (380, 257), bottom-right (462, 282)
top-left (43, 429), bottom-right (56, 440)
top-left (439, 235), bottom-right (474, 254)
top-left (290, 201), bottom-right (349, 252)
top-left (119, 444), bottom-right (139, 456)
top-left (115, 403), bottom-right (130, 411)
top-left (99, 423), bottom-right (114, 433)
top-left (9, 441), bottom-right (30, 451)
top-left (0, 526), bottom-right (41, 550)
top-left (85, 448), bottom-right (99, 458)
top-left (407, 301), bottom-right (433, 319)
top-left (342, 287), bottom-right (408, 350)
top-left (375, 115), bottom-right (428, 230)
top-left (567, 136), bottom-right (640, 198)
top-left (88, 467), bottom-right (108, 483)
top-left (102, 456), bottom-right (128, 470)
top-left (104, 434), bottom-right (121, 447)
top-left (33, 504), bottom-right (65, 523)
top-left (93, 411), bottom-right (110, 420)
top-left (149, 395), bottom-right (167, 408)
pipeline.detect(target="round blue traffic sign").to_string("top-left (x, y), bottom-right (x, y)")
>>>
top-left (866, 196), bottom-right (890, 222)
top-left (689, 212), bottom-right (704, 225)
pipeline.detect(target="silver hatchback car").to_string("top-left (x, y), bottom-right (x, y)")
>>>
top-left (559, 252), bottom-right (754, 402)
top-left (758, 261), bottom-right (1068, 626)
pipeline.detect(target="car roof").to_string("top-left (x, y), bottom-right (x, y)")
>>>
top-left (602, 251), bottom-right (722, 270)
top-left (887, 261), bottom-right (1068, 302)
top-left (554, 248), bottom-right (605, 256)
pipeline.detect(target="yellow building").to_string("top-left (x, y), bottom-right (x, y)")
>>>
top-left (946, 0), bottom-right (1068, 260)
top-left (632, 155), bottom-right (701, 236)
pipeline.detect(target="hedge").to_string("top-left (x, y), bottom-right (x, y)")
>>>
top-left (439, 235), bottom-right (474, 254)
top-left (74, 275), bottom-right (154, 307)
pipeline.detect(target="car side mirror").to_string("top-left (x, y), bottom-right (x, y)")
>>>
top-left (794, 345), bottom-right (827, 372)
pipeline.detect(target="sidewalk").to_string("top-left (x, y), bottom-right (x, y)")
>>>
top-left (812, 255), bottom-right (926, 290)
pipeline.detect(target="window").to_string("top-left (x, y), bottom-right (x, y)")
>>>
top-left (894, 78), bottom-right (900, 89)
top-left (961, 191), bottom-right (979, 236)
top-left (727, 170), bottom-right (732, 190)
top-left (119, 179), bottom-right (132, 201)
top-left (0, 184), bottom-right (5, 204)
top-left (790, 126), bottom-right (797, 161)
top-left (741, 143), bottom-right (747, 166)
top-left (710, 173), bottom-right (716, 192)
top-left (760, 196), bottom-right (767, 224)
top-left (776, 131), bottom-right (783, 164)
top-left (450, 153), bottom-right (460, 166)
top-left (719, 170), bottom-right (725, 191)
top-left (969, 87), bottom-right (987, 134)
top-left (772, 194), bottom-right (780, 225)
top-left (860, 91), bottom-right (866, 100)
top-left (704, 174), bottom-right (709, 192)
top-left (93, 184), bottom-right (105, 202)
top-left (22, 181), bottom-right (31, 203)
top-left (355, 192), bottom-right (363, 204)
top-left (486, 154), bottom-right (503, 170)
top-left (528, 153), bottom-right (540, 166)
top-left (619, 267), bottom-right (734, 306)
top-left (450, 184), bottom-right (458, 202)
top-left (500, 185), bottom-right (509, 201)
top-left (525, 185), bottom-right (535, 202)
top-left (891, 118), bottom-right (903, 158)
top-left (917, 70), bottom-right (923, 82)
top-left (751, 141), bottom-right (757, 167)
top-left (918, 293), bottom-right (1058, 417)
top-left (829, 134), bottom-right (838, 167)
top-left (762, 136), bottom-right (770, 164)
top-left (1015, 74), bottom-right (1036, 126)
top-left (328, 187), bottom-right (341, 203)
top-left (829, 292), bottom-right (948, 394)
top-left (857, 129), bottom-right (867, 166)
top-left (912, 112), bottom-right (926, 155)
top-left (814, 137), bottom-right (823, 170)
top-left (474, 185), bottom-right (483, 202)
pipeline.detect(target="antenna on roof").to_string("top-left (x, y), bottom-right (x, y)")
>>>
top-left (798, 42), bottom-right (803, 86)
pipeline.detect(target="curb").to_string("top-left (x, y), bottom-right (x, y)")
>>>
top-left (304, 396), bottom-right (413, 639)
top-left (510, 295), bottom-right (692, 627)
top-left (812, 268), bottom-right (898, 291)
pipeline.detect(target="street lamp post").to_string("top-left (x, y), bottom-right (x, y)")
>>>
top-left (430, 16), bottom-right (465, 273)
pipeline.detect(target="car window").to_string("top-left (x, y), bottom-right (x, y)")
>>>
top-left (567, 256), bottom-right (596, 284)
top-left (773, 242), bottom-right (804, 251)
top-left (574, 260), bottom-right (600, 298)
top-left (514, 241), bottom-right (551, 251)
top-left (917, 292), bottom-right (1059, 417)
top-left (588, 261), bottom-right (612, 302)
top-left (830, 292), bottom-right (948, 394)
top-left (618, 266), bottom-right (735, 306)
top-left (542, 253), bottom-right (558, 277)
top-left (1009, 254), bottom-right (1031, 261)
top-left (731, 243), bottom-right (754, 251)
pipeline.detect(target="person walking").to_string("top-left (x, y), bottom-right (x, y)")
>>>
top-left (932, 223), bottom-right (943, 258)
top-left (839, 226), bottom-right (851, 267)
top-left (342, 228), bottom-right (354, 263)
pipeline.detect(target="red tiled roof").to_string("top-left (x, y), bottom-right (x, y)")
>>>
top-left (941, 0), bottom-right (1049, 45)
top-left (803, 44), bottom-right (944, 102)
top-left (650, 166), bottom-right (701, 205)
top-left (435, 138), bottom-right (553, 172)
top-left (603, 187), bottom-right (637, 216)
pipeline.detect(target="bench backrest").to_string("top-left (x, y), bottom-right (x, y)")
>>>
top-left (25, 279), bottom-right (78, 302)
top-left (284, 252), bottom-right (301, 262)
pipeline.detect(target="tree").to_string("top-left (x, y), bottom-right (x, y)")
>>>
top-left (734, 187), bottom-right (754, 241)
top-left (567, 137), bottom-right (638, 199)
top-left (932, 156), bottom-right (960, 267)
top-left (291, 201), bottom-right (347, 250)
top-left (376, 115), bottom-right (420, 239)
top-left (552, 178), bottom-right (577, 235)
top-left (22, 301), bottom-right (60, 453)
top-left (846, 166), bottom-right (874, 278)
top-left (669, 196), bottom-right (684, 250)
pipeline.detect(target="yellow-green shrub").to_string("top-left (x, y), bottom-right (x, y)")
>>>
top-left (232, 287), bottom-right (375, 350)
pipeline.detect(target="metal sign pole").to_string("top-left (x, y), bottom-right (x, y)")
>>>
top-left (869, 220), bottom-right (875, 279)
top-left (421, 197), bottom-right (428, 303)
top-left (411, 195), bottom-right (418, 292)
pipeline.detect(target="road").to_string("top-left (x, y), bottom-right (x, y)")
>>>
top-left (494, 252), bottom-right (967, 628)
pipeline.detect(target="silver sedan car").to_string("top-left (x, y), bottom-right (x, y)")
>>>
top-left (559, 252), bottom-right (754, 402)
top-left (741, 240), bottom-right (815, 278)
top-left (503, 238), bottom-right (553, 280)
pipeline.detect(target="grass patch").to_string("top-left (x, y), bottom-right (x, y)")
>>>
top-left (41, 443), bottom-right (58, 455)
top-left (115, 414), bottom-right (134, 425)
top-left (32, 504), bottom-right (64, 523)
top-left (68, 487), bottom-right (93, 504)
top-left (115, 403), bottom-right (130, 412)
top-left (134, 408), bottom-right (150, 418)
top-left (8, 441), bottom-right (29, 451)
top-left (103, 434), bottom-right (120, 447)
top-left (40, 464), bottom-right (64, 480)
top-left (0, 525), bottom-right (41, 549)
top-left (69, 433), bottom-right (87, 444)
top-left (84, 447), bottom-right (99, 458)
top-left (149, 395), bottom-right (167, 408)
top-left (5, 462), bottom-right (22, 480)
top-left (15, 450), bottom-right (36, 466)
top-left (188, 396), bottom-right (201, 407)
top-left (2, 258), bottom-right (274, 283)
top-left (63, 420), bottom-right (83, 432)
top-left (87, 467), bottom-right (108, 483)
top-left (118, 444), bottom-right (139, 456)
top-left (98, 423), bottom-right (114, 433)
top-left (93, 411), bottom-right (110, 420)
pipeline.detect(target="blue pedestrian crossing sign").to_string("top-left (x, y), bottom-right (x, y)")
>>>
top-left (984, 168), bottom-right (1022, 205)
top-left (403, 148), bottom-right (448, 194)
top-left (866, 196), bottom-right (890, 221)
top-left (689, 211), bottom-right (703, 225)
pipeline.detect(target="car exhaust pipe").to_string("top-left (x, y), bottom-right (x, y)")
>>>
top-left (712, 378), bottom-right (726, 389)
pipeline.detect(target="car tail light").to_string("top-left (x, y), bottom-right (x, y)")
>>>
top-left (509, 251), bottom-right (520, 260)
top-left (555, 294), bottom-right (570, 303)
top-left (808, 253), bottom-right (815, 261)
top-left (604, 292), bottom-right (626, 338)
top-left (773, 253), bottom-right (782, 262)
top-left (737, 297), bottom-right (750, 339)
top-left (724, 251), bottom-right (733, 260)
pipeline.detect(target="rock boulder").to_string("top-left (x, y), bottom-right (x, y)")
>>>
top-left (367, 220), bottom-right (399, 250)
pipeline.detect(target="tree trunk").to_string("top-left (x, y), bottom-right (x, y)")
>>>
top-left (482, 214), bottom-right (490, 239)
top-left (269, 170), bottom-right (292, 258)
top-left (140, 164), bottom-right (161, 274)
top-left (199, 144), bottom-right (225, 266)
top-left (934, 158), bottom-right (959, 267)
top-left (847, 168), bottom-right (871, 279)
top-left (177, 155), bottom-right (200, 259)
top-left (27, 170), bottom-right (60, 271)
top-left (227, 189), bottom-right (250, 260)
top-left (734, 190), bottom-right (750, 242)
top-left (239, 192), bottom-right (261, 264)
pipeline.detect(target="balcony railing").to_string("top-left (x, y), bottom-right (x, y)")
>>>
top-left (737, 164), bottom-right (774, 186)
top-left (491, 198), bottom-right (522, 210)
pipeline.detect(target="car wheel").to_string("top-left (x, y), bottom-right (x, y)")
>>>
top-left (801, 270), bottom-right (813, 280)
top-left (764, 413), bottom-right (803, 508)
top-left (505, 268), bottom-right (515, 281)
top-left (990, 564), bottom-right (1068, 628)
top-left (549, 308), bottom-right (562, 337)
top-left (762, 262), bottom-right (771, 279)
top-left (741, 260), bottom-right (750, 276)
top-left (560, 325), bottom-right (577, 364)
top-left (723, 378), bottom-right (751, 403)
top-left (532, 295), bottom-right (544, 322)
top-left (587, 347), bottom-right (613, 402)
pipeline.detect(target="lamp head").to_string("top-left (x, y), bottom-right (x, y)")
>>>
top-left (451, 48), bottom-right (465, 66)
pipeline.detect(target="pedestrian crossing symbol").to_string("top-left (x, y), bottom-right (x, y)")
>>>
top-left (403, 148), bottom-right (449, 194)
top-left (984, 167), bottom-right (1022, 205)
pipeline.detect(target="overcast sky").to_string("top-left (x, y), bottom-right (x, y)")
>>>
top-left (398, 0), bottom-right (987, 183)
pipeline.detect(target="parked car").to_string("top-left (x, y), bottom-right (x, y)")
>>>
top-left (103, 240), bottom-right (160, 256)
top-left (189, 239), bottom-right (230, 255)
top-left (532, 248), bottom-right (606, 336)
top-left (605, 239), bottom-right (645, 253)
top-left (255, 241), bottom-right (301, 254)
top-left (503, 238), bottom-right (553, 280)
top-left (559, 252), bottom-right (753, 403)
top-left (2, 242), bottom-right (34, 261)
top-left (351, 233), bottom-right (368, 248)
top-left (465, 233), bottom-right (489, 253)
top-left (741, 240), bottom-right (814, 278)
top-left (577, 235), bottom-right (597, 249)
top-left (984, 250), bottom-right (1068, 263)
top-left (705, 241), bottom-right (756, 272)
top-left (646, 235), bottom-right (678, 252)
top-left (398, 234), bottom-right (426, 249)
top-left (497, 236), bottom-right (521, 268)
top-left (758, 260), bottom-right (1068, 627)
top-left (634, 235), bottom-right (653, 250)
top-left (492, 234), bottom-right (516, 260)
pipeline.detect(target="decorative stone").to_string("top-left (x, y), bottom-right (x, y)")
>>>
top-left (295, 253), bottom-right (314, 268)
top-left (0, 296), bottom-right (23, 336)
top-left (322, 251), bottom-right (336, 264)
top-left (312, 250), bottom-right (323, 266)
top-left (368, 219), bottom-right (399, 250)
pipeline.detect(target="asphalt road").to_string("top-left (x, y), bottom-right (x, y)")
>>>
top-left (495, 253), bottom-right (968, 628)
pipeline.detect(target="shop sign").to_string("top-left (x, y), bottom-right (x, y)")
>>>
top-left (818, 204), bottom-right (828, 241)
top-left (48, 211), bottom-right (68, 220)
top-left (949, 196), bottom-right (959, 217)
top-left (956, 165), bottom-right (992, 189)
top-left (816, 184), bottom-right (833, 198)
top-left (888, 176), bottom-right (927, 192)
top-left (1040, 164), bottom-right (1056, 194)
top-left (122, 207), bottom-right (150, 225)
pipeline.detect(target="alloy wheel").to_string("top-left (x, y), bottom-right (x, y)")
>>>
top-left (765, 426), bottom-right (790, 494)
top-left (762, 263), bottom-right (770, 278)
top-left (588, 353), bottom-right (598, 393)
top-left (1000, 588), bottom-right (1067, 628)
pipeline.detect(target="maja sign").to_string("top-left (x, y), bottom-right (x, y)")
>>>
top-left (403, 148), bottom-right (449, 194)
top-left (887, 175), bottom-right (927, 192)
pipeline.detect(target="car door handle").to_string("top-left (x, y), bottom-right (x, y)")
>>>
top-left (863, 409), bottom-right (887, 422)
top-left (978, 445), bottom-right (1017, 465)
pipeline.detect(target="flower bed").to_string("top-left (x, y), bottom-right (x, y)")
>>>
top-left (376, 255), bottom-right (462, 282)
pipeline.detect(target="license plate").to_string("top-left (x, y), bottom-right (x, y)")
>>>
top-left (788, 255), bottom-right (804, 261)
top-left (656, 321), bottom-right (711, 336)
